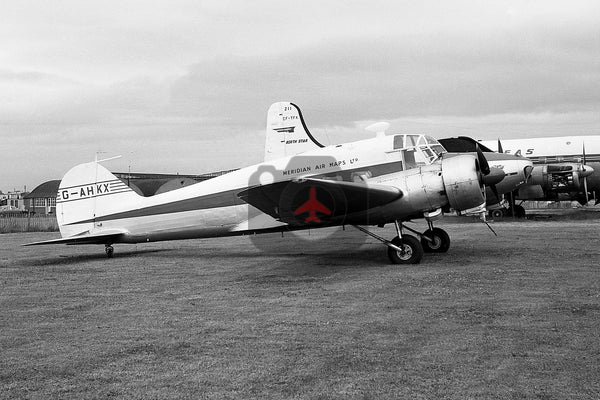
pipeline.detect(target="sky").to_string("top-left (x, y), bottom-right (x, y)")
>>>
top-left (1, 0), bottom-right (599, 192)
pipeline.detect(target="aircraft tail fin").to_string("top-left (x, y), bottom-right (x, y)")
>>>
top-left (264, 102), bottom-right (325, 162)
top-left (55, 161), bottom-right (141, 238)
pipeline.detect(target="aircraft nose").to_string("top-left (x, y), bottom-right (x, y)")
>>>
top-left (524, 165), bottom-right (534, 182)
top-left (579, 164), bottom-right (594, 178)
top-left (521, 159), bottom-right (534, 182)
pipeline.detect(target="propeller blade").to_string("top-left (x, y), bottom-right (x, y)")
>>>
top-left (482, 167), bottom-right (505, 186)
top-left (482, 167), bottom-right (503, 204)
top-left (582, 142), bottom-right (589, 204)
top-left (476, 144), bottom-right (490, 175)
top-left (490, 185), bottom-right (500, 203)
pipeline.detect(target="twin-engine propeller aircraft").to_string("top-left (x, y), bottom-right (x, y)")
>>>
top-left (26, 102), bottom-right (503, 264)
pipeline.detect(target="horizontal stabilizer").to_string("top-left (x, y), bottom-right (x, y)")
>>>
top-left (22, 228), bottom-right (128, 246)
top-left (238, 178), bottom-right (402, 226)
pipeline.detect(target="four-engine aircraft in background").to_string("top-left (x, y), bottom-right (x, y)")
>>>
top-left (481, 136), bottom-right (600, 217)
top-left (443, 136), bottom-right (600, 217)
top-left (26, 102), bottom-right (525, 264)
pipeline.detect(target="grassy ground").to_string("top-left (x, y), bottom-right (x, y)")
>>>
top-left (1, 218), bottom-right (599, 399)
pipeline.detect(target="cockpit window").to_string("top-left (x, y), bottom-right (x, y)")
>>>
top-left (423, 136), bottom-right (446, 161)
top-left (425, 135), bottom-right (439, 145)
top-left (430, 145), bottom-right (446, 157)
top-left (405, 135), bottom-right (419, 147)
top-left (391, 134), bottom-right (446, 164)
top-left (393, 135), bottom-right (404, 150)
top-left (422, 148), bottom-right (434, 159)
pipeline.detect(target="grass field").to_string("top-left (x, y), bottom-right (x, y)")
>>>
top-left (1, 219), bottom-right (599, 399)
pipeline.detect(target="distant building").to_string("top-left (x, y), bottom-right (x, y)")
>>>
top-left (0, 189), bottom-right (28, 212)
top-left (24, 180), bottom-right (60, 215)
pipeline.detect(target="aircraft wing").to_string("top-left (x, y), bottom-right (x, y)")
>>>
top-left (238, 178), bottom-right (402, 226)
top-left (22, 229), bottom-right (128, 246)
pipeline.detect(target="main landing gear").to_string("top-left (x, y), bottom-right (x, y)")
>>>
top-left (488, 203), bottom-right (526, 219)
top-left (490, 191), bottom-right (526, 219)
top-left (354, 220), bottom-right (450, 265)
top-left (105, 244), bottom-right (114, 258)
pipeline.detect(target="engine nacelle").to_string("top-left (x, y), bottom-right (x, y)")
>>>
top-left (441, 154), bottom-right (485, 211)
top-left (529, 164), bottom-right (591, 192)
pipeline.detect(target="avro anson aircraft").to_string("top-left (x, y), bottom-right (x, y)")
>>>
top-left (26, 102), bottom-right (511, 264)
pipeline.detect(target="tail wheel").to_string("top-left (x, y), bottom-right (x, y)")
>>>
top-left (421, 228), bottom-right (450, 253)
top-left (105, 245), bottom-right (114, 258)
top-left (387, 235), bottom-right (423, 264)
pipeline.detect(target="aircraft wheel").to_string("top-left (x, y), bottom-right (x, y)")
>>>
top-left (105, 245), bottom-right (114, 258)
top-left (490, 209), bottom-right (505, 219)
top-left (512, 205), bottom-right (526, 218)
top-left (421, 228), bottom-right (450, 253)
top-left (387, 235), bottom-right (423, 264)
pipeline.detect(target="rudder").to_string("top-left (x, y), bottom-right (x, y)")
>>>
top-left (55, 161), bottom-right (141, 237)
top-left (264, 102), bottom-right (325, 162)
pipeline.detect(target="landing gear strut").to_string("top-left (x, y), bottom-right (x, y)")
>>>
top-left (507, 191), bottom-right (526, 218)
top-left (401, 220), bottom-right (451, 253)
top-left (105, 244), bottom-right (114, 258)
top-left (354, 219), bottom-right (451, 264)
top-left (387, 235), bottom-right (422, 264)
top-left (510, 204), bottom-right (526, 218)
top-left (386, 221), bottom-right (423, 264)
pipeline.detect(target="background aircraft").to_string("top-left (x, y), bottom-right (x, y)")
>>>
top-left (442, 136), bottom-right (600, 217)
top-left (26, 102), bottom-right (498, 264)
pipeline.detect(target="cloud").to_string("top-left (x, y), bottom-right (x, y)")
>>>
top-left (169, 29), bottom-right (600, 129)
top-left (2, 0), bottom-right (600, 191)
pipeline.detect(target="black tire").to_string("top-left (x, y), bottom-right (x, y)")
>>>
top-left (421, 228), bottom-right (450, 253)
top-left (490, 209), bottom-right (505, 219)
top-left (105, 246), bottom-right (114, 258)
top-left (387, 235), bottom-right (423, 264)
top-left (512, 204), bottom-right (526, 218)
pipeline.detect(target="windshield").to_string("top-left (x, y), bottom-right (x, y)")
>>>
top-left (393, 134), bottom-right (446, 164)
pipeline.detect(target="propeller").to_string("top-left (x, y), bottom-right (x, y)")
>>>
top-left (482, 168), bottom-right (504, 201)
top-left (476, 144), bottom-right (504, 197)
top-left (582, 141), bottom-right (589, 205)
top-left (475, 144), bottom-right (504, 226)
top-left (476, 144), bottom-right (490, 175)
